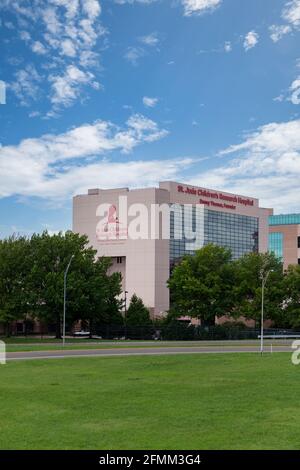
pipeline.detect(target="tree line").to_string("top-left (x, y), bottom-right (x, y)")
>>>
top-left (0, 233), bottom-right (300, 337)
top-left (168, 244), bottom-right (300, 328)
top-left (0, 231), bottom-right (151, 337)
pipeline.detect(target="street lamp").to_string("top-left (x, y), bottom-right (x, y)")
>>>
top-left (124, 290), bottom-right (129, 318)
top-left (63, 254), bottom-right (74, 347)
top-left (259, 268), bottom-right (274, 355)
top-left (124, 290), bottom-right (128, 339)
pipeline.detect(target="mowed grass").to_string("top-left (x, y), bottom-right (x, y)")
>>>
top-left (1, 353), bottom-right (300, 450)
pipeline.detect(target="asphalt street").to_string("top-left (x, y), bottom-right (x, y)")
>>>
top-left (6, 345), bottom-right (292, 361)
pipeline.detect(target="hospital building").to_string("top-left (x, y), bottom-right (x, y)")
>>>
top-left (73, 181), bottom-right (272, 316)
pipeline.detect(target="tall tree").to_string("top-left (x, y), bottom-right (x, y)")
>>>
top-left (0, 231), bottom-right (123, 338)
top-left (27, 230), bottom-right (122, 338)
top-left (168, 244), bottom-right (236, 325)
top-left (281, 265), bottom-right (300, 328)
top-left (70, 256), bottom-right (123, 336)
top-left (233, 252), bottom-right (284, 325)
top-left (126, 294), bottom-right (152, 327)
top-left (0, 236), bottom-right (31, 335)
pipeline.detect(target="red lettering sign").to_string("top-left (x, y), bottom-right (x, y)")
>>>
top-left (177, 185), bottom-right (254, 210)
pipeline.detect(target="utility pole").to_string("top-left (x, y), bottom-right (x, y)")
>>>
top-left (124, 290), bottom-right (128, 339)
top-left (63, 254), bottom-right (74, 347)
top-left (260, 267), bottom-right (273, 355)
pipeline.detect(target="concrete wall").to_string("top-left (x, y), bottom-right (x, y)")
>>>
top-left (73, 186), bottom-right (170, 316)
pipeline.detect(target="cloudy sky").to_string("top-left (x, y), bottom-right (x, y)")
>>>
top-left (0, 0), bottom-right (299, 236)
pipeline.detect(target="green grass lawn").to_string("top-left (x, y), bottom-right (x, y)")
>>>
top-left (0, 353), bottom-right (299, 450)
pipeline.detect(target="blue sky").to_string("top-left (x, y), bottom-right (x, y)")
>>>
top-left (0, 0), bottom-right (299, 237)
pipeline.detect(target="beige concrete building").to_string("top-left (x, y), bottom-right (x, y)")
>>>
top-left (269, 214), bottom-right (300, 269)
top-left (73, 181), bottom-right (272, 316)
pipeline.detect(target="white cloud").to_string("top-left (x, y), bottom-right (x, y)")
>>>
top-left (42, 7), bottom-right (61, 36)
top-left (124, 46), bottom-right (145, 65)
top-left (143, 96), bottom-right (158, 108)
top-left (82, 0), bottom-right (101, 19)
top-left (125, 31), bottom-right (160, 66)
top-left (79, 50), bottom-right (100, 68)
top-left (269, 0), bottom-right (300, 42)
top-left (29, 111), bottom-right (41, 118)
top-left (126, 114), bottom-right (167, 142)
top-left (10, 65), bottom-right (42, 106)
top-left (224, 41), bottom-right (232, 52)
top-left (269, 24), bottom-right (292, 42)
top-left (139, 32), bottom-right (159, 46)
top-left (273, 94), bottom-right (285, 103)
top-left (19, 30), bottom-right (31, 42)
top-left (243, 31), bottom-right (259, 51)
top-left (60, 39), bottom-right (77, 57)
top-left (282, 0), bottom-right (300, 26)
top-left (273, 60), bottom-right (300, 105)
top-left (116, 0), bottom-right (222, 16)
top-left (49, 65), bottom-right (100, 108)
top-left (1, 0), bottom-right (104, 113)
top-left (4, 21), bottom-right (15, 29)
top-left (0, 115), bottom-right (169, 200)
top-left (288, 76), bottom-right (300, 104)
top-left (41, 158), bottom-right (190, 201)
top-left (182, 0), bottom-right (222, 16)
top-left (31, 41), bottom-right (47, 55)
top-left (189, 119), bottom-right (300, 213)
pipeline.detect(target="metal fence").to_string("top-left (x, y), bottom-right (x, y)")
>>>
top-left (92, 325), bottom-right (300, 341)
top-left (1, 321), bottom-right (299, 341)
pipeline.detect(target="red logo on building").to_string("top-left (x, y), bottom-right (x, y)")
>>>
top-left (96, 205), bottom-right (128, 242)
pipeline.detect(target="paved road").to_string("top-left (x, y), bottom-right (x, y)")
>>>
top-left (6, 339), bottom-right (292, 346)
top-left (6, 345), bottom-right (292, 361)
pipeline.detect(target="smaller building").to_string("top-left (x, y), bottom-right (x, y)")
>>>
top-left (269, 214), bottom-right (300, 269)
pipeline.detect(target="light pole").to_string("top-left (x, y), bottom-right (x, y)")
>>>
top-left (63, 254), bottom-right (74, 347)
top-left (260, 268), bottom-right (273, 355)
top-left (124, 290), bottom-right (128, 317)
top-left (124, 290), bottom-right (128, 339)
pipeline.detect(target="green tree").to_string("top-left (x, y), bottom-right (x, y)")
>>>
top-left (0, 236), bottom-right (31, 336)
top-left (126, 294), bottom-right (152, 327)
top-left (168, 244), bottom-right (236, 325)
top-left (0, 231), bottom-right (123, 338)
top-left (281, 265), bottom-right (300, 328)
top-left (27, 231), bottom-right (122, 338)
top-left (70, 256), bottom-right (123, 336)
top-left (233, 252), bottom-right (284, 325)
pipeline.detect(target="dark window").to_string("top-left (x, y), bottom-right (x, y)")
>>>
top-left (116, 257), bottom-right (122, 264)
top-left (170, 206), bottom-right (259, 263)
top-left (298, 237), bottom-right (300, 249)
top-left (298, 259), bottom-right (300, 265)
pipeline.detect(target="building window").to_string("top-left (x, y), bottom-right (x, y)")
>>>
top-left (269, 232), bottom-right (283, 260)
top-left (298, 236), bottom-right (300, 249)
top-left (116, 257), bottom-right (122, 264)
top-left (170, 206), bottom-right (259, 263)
top-left (269, 214), bottom-right (300, 226)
